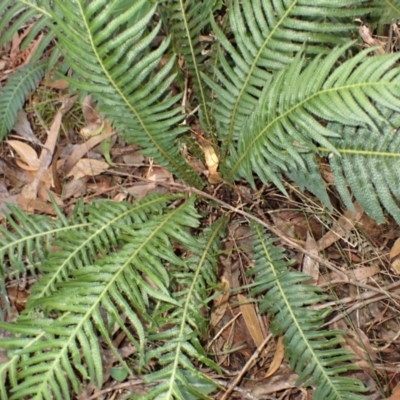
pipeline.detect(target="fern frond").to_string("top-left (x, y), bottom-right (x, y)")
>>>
top-left (161, 0), bottom-right (216, 143)
top-left (0, 62), bottom-right (46, 140)
top-left (225, 45), bottom-right (400, 197)
top-left (205, 0), bottom-right (372, 155)
top-left (144, 218), bottom-right (226, 399)
top-left (377, 0), bottom-right (400, 22)
top-left (28, 193), bottom-right (182, 301)
top-left (0, 204), bottom-right (63, 276)
top-left (289, 104), bottom-right (400, 224)
top-left (0, 195), bottom-right (204, 400)
top-left (0, 1), bottom-right (54, 64)
top-left (30, 0), bottom-right (202, 187)
top-left (248, 223), bottom-right (368, 400)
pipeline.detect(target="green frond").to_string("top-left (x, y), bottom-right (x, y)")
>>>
top-left (248, 223), bottom-right (368, 400)
top-left (0, 1), bottom-right (54, 64)
top-left (377, 0), bottom-right (400, 22)
top-left (30, 0), bottom-right (202, 187)
top-left (161, 0), bottom-right (216, 144)
top-left (225, 45), bottom-right (400, 198)
top-left (292, 104), bottom-right (400, 224)
top-left (205, 0), bottom-right (372, 155)
top-left (144, 218), bottom-right (226, 399)
top-left (0, 195), bottom-right (208, 400)
top-left (28, 193), bottom-right (183, 301)
top-left (0, 62), bottom-right (46, 140)
top-left (0, 204), bottom-right (63, 276)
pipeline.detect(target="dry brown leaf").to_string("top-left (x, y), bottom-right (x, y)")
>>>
top-left (349, 265), bottom-right (380, 280)
top-left (359, 25), bottom-right (386, 55)
top-left (318, 203), bottom-right (363, 251)
top-left (387, 384), bottom-right (400, 400)
top-left (211, 274), bottom-right (230, 328)
top-left (67, 158), bottom-right (109, 180)
top-left (13, 110), bottom-right (40, 144)
top-left (265, 335), bottom-right (285, 378)
top-left (82, 95), bottom-right (102, 125)
top-left (237, 293), bottom-right (264, 348)
top-left (62, 178), bottom-right (87, 200)
top-left (18, 111), bottom-right (62, 205)
top-left (302, 232), bottom-right (319, 284)
top-left (126, 167), bottom-right (172, 199)
top-left (7, 140), bottom-right (40, 171)
top-left (17, 195), bottom-right (57, 215)
top-left (390, 237), bottom-right (400, 274)
top-left (43, 78), bottom-right (69, 90)
top-left (63, 127), bottom-right (115, 175)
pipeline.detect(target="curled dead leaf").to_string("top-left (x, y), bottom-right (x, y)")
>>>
top-left (202, 144), bottom-right (222, 184)
top-left (7, 140), bottom-right (40, 171)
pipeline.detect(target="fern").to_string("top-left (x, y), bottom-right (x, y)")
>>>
top-left (0, 194), bottom-right (219, 399)
top-left (161, 0), bottom-right (216, 143)
top-left (0, 0), bottom-right (55, 64)
top-left (202, 0), bottom-right (374, 156)
top-left (225, 44), bottom-right (400, 201)
top-left (0, 1), bottom-right (399, 399)
top-left (144, 218), bottom-right (226, 399)
top-left (29, 0), bottom-right (203, 188)
top-left (248, 223), bottom-right (368, 400)
top-left (0, 62), bottom-right (46, 140)
top-left (288, 104), bottom-right (400, 224)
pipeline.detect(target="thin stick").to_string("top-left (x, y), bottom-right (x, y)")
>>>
top-left (219, 334), bottom-right (272, 400)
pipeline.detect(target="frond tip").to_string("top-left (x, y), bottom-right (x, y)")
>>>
top-left (248, 223), bottom-right (368, 400)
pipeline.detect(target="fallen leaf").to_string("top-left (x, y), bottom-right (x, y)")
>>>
top-left (63, 128), bottom-right (115, 175)
top-left (17, 195), bottom-right (57, 215)
top-left (349, 265), bottom-right (380, 280)
top-left (12, 110), bottom-right (40, 144)
top-left (201, 143), bottom-right (221, 184)
top-left (265, 336), bottom-right (285, 378)
top-left (302, 232), bottom-right (319, 284)
top-left (238, 293), bottom-right (264, 348)
top-left (124, 167), bottom-right (172, 199)
top-left (386, 383), bottom-right (400, 400)
top-left (43, 77), bottom-right (69, 90)
top-left (318, 202), bottom-right (363, 251)
top-left (67, 158), bottom-right (109, 180)
top-left (18, 110), bottom-right (62, 203)
top-left (7, 140), bottom-right (40, 171)
top-left (359, 25), bottom-right (385, 55)
top-left (211, 274), bottom-right (230, 328)
top-left (390, 237), bottom-right (400, 274)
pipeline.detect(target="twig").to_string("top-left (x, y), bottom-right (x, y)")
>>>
top-left (219, 334), bottom-right (272, 400)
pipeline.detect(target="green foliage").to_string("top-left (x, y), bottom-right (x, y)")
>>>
top-left (0, 0), bottom-right (399, 399)
top-left (248, 224), bottom-right (368, 400)
top-left (0, 62), bottom-right (46, 140)
top-left (0, 194), bottom-right (223, 400)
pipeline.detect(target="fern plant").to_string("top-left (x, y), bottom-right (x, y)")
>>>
top-left (1, 0), bottom-right (400, 399)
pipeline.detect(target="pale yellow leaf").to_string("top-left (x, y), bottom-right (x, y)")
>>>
top-left (67, 159), bottom-right (109, 180)
top-left (7, 140), bottom-right (40, 170)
